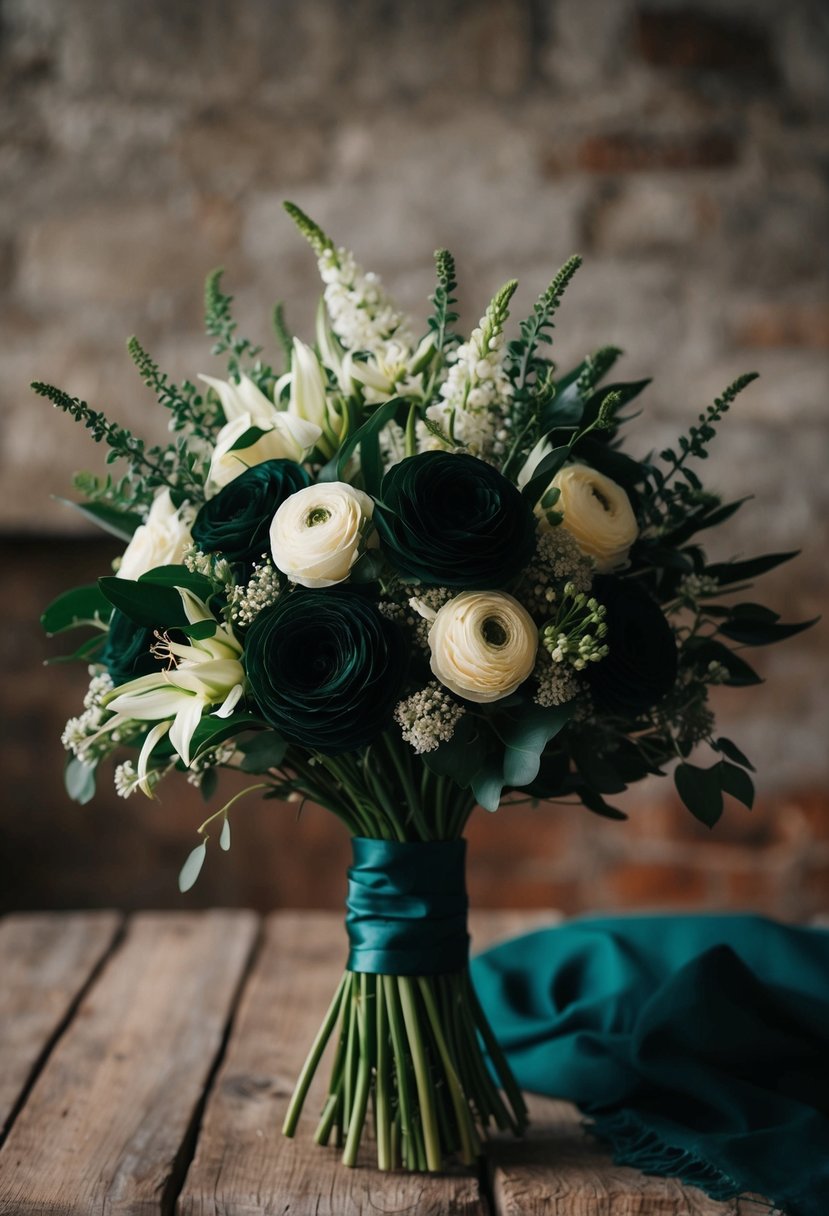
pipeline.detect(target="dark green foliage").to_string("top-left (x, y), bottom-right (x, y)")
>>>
top-left (427, 248), bottom-right (460, 361)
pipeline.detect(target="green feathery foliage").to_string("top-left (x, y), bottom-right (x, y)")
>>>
top-left (127, 337), bottom-right (221, 439)
top-left (204, 268), bottom-right (267, 381)
top-left (576, 345), bottom-right (623, 401)
top-left (481, 279), bottom-right (519, 348)
top-left (31, 381), bottom-right (206, 503)
top-left (427, 249), bottom-right (460, 359)
top-left (283, 201), bottom-right (335, 258)
top-left (272, 302), bottom-right (294, 373)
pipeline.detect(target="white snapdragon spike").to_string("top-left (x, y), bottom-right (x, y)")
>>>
top-left (318, 244), bottom-right (414, 359)
top-left (200, 372), bottom-right (321, 495)
top-left (425, 283), bottom-right (516, 459)
top-left (275, 338), bottom-right (345, 458)
top-left (117, 489), bottom-right (195, 580)
top-left (270, 482), bottom-right (375, 588)
top-left (428, 591), bottom-right (538, 704)
top-left (98, 595), bottom-right (245, 795)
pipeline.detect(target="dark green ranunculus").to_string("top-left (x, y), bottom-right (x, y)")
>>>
top-left (100, 609), bottom-right (161, 686)
top-left (373, 451), bottom-right (536, 588)
top-left (192, 459), bottom-right (311, 567)
top-left (244, 590), bottom-right (407, 754)
top-left (586, 575), bottom-right (678, 715)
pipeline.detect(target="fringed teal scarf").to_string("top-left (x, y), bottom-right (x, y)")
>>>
top-left (471, 914), bottom-right (829, 1216)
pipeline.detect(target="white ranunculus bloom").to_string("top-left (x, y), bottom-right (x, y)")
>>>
top-left (429, 592), bottom-right (538, 704)
top-left (549, 464), bottom-right (638, 572)
top-left (270, 482), bottom-right (374, 588)
top-left (200, 372), bottom-right (321, 495)
top-left (117, 489), bottom-right (194, 580)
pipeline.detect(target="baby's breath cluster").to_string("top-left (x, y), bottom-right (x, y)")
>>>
top-left (394, 682), bottom-right (466, 754)
top-left (184, 545), bottom-right (234, 589)
top-left (532, 652), bottom-right (581, 708)
top-left (541, 584), bottom-right (609, 671)
top-left (61, 670), bottom-right (117, 764)
top-left (186, 741), bottom-right (237, 786)
top-left (520, 528), bottom-right (593, 616)
top-left (230, 558), bottom-right (281, 627)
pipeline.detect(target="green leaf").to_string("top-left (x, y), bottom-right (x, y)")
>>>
top-left (717, 761), bottom-right (755, 809)
top-left (705, 551), bottom-right (800, 586)
top-left (65, 755), bottom-right (96, 805)
top-left (493, 704), bottom-right (573, 789)
top-left (200, 767), bottom-right (219, 802)
top-left (190, 712), bottom-right (265, 761)
top-left (718, 614), bottom-right (818, 647)
top-left (577, 785), bottom-right (628, 820)
top-left (228, 425), bottom-right (270, 453)
top-left (138, 565), bottom-right (214, 597)
top-left (178, 842), bottom-right (207, 893)
top-left (675, 762), bottom-right (723, 828)
top-left (45, 632), bottom-right (109, 666)
top-left (471, 760), bottom-right (505, 813)
top-left (99, 576), bottom-right (192, 629)
top-left (521, 443), bottom-right (572, 506)
top-left (319, 398), bottom-right (404, 494)
top-left (685, 638), bottom-right (763, 686)
top-left (54, 496), bottom-right (143, 541)
top-left (348, 549), bottom-right (386, 584)
top-left (238, 731), bottom-right (288, 773)
top-left (714, 737), bottom-right (755, 771)
top-left (42, 584), bottom-right (112, 635)
top-left (423, 715), bottom-right (488, 788)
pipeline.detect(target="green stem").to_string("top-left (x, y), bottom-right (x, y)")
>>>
top-left (383, 974), bottom-right (415, 1167)
top-left (375, 975), bottom-right (391, 1170)
top-left (342, 974), bottom-right (372, 1166)
top-left (418, 976), bottom-right (480, 1163)
top-left (283, 970), bottom-right (348, 1137)
top-left (398, 976), bottom-right (442, 1171)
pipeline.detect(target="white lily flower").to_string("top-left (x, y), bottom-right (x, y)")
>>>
top-left (100, 594), bottom-right (246, 794)
top-left (343, 334), bottom-right (434, 406)
top-left (199, 373), bottom-right (321, 495)
top-left (274, 338), bottom-right (346, 459)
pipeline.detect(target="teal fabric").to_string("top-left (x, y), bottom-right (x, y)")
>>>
top-left (346, 837), bottom-right (469, 975)
top-left (471, 914), bottom-right (829, 1216)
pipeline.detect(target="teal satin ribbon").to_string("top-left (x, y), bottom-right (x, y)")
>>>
top-left (346, 837), bottom-right (469, 976)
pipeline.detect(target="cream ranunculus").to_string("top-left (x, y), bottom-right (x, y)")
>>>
top-left (270, 482), bottom-right (375, 588)
top-left (117, 489), bottom-right (194, 580)
top-left (547, 464), bottom-right (638, 572)
top-left (200, 372), bottom-right (321, 495)
top-left (428, 592), bottom-right (538, 704)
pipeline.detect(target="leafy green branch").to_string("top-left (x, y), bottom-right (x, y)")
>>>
top-left (127, 337), bottom-right (221, 440)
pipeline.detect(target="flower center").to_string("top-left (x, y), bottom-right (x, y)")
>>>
top-left (481, 616), bottom-right (508, 647)
top-left (590, 484), bottom-right (611, 512)
top-left (305, 507), bottom-right (331, 527)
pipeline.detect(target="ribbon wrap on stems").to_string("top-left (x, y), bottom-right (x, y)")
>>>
top-left (346, 837), bottom-right (470, 976)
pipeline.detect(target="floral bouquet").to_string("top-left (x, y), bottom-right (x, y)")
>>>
top-left (39, 203), bottom-right (812, 1172)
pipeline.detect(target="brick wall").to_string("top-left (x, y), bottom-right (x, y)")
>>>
top-left (2, 1), bottom-right (827, 914)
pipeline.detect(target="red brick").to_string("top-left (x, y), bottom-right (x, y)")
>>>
top-left (607, 861), bottom-right (712, 908)
top-left (571, 130), bottom-right (738, 174)
top-left (788, 792), bottom-right (829, 842)
top-left (724, 867), bottom-right (793, 915)
top-left (732, 304), bottom-right (829, 350)
top-left (468, 871), bottom-right (582, 914)
top-left (635, 8), bottom-right (774, 79)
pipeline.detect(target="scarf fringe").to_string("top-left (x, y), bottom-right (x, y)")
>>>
top-left (589, 1112), bottom-right (782, 1213)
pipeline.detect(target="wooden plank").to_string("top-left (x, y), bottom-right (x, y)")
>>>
top-left (0, 911), bottom-right (122, 1137)
top-left (177, 911), bottom-right (487, 1216)
top-left (0, 910), bottom-right (258, 1216)
top-left (487, 1095), bottom-right (740, 1215)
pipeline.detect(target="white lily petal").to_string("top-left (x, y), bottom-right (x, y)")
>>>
top-left (170, 695), bottom-right (207, 768)
top-left (213, 683), bottom-right (244, 719)
top-left (271, 411), bottom-right (322, 453)
top-left (178, 589), bottom-right (212, 626)
top-left (137, 720), bottom-right (171, 797)
top-left (108, 686), bottom-right (190, 720)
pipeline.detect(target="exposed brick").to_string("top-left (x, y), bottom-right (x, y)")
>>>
top-left (607, 861), bottom-right (712, 908)
top-left (571, 129), bottom-right (739, 174)
top-left (635, 8), bottom-right (775, 81)
top-left (731, 304), bottom-right (829, 350)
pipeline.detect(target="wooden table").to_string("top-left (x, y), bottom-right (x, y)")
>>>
top-left (0, 910), bottom-right (759, 1215)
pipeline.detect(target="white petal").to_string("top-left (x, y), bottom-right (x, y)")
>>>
top-left (170, 695), bottom-right (207, 768)
top-left (213, 683), bottom-right (244, 719)
top-left (137, 720), bottom-right (171, 797)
